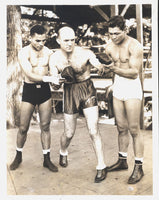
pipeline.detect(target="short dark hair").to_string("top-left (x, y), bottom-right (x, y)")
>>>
top-left (108, 15), bottom-right (126, 31)
top-left (30, 25), bottom-right (46, 36)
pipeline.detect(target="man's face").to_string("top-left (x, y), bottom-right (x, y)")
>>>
top-left (58, 27), bottom-right (75, 52)
top-left (30, 33), bottom-right (46, 51)
top-left (108, 27), bottom-right (126, 45)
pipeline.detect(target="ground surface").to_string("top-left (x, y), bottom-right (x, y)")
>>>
top-left (7, 114), bottom-right (153, 196)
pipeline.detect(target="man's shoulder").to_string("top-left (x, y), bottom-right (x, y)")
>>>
top-left (21, 45), bottom-right (30, 51)
top-left (49, 49), bottom-right (62, 61)
top-left (43, 46), bottom-right (53, 55)
top-left (50, 49), bottom-right (61, 56)
top-left (18, 45), bottom-right (30, 57)
top-left (75, 46), bottom-right (93, 55)
top-left (128, 36), bottom-right (142, 45)
top-left (128, 36), bottom-right (143, 50)
top-left (105, 40), bottom-right (114, 52)
top-left (74, 45), bottom-right (87, 51)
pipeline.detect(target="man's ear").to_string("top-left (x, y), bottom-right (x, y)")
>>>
top-left (56, 38), bottom-right (60, 45)
top-left (124, 27), bottom-right (128, 34)
top-left (29, 36), bottom-right (32, 43)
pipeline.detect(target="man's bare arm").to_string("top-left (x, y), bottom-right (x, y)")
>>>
top-left (88, 50), bottom-right (110, 75)
top-left (18, 48), bottom-right (59, 84)
top-left (49, 53), bottom-right (63, 89)
top-left (129, 42), bottom-right (143, 74)
top-left (49, 53), bottom-right (59, 76)
top-left (18, 49), bottom-right (44, 82)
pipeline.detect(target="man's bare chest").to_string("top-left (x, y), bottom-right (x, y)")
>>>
top-left (111, 45), bottom-right (130, 63)
top-left (57, 54), bottom-right (89, 73)
top-left (29, 51), bottom-right (49, 68)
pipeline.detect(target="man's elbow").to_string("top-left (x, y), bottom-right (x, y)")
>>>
top-left (25, 73), bottom-right (37, 82)
top-left (132, 74), bottom-right (138, 79)
top-left (132, 69), bottom-right (139, 79)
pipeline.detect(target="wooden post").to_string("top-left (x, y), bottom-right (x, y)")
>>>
top-left (136, 4), bottom-right (144, 129)
top-left (136, 5), bottom-right (143, 44)
top-left (115, 5), bottom-right (119, 15)
top-left (110, 5), bottom-right (116, 17)
top-left (93, 6), bottom-right (109, 21)
top-left (120, 5), bottom-right (130, 17)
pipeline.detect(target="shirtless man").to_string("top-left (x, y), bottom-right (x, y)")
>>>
top-left (49, 25), bottom-right (109, 183)
top-left (105, 16), bottom-right (144, 184)
top-left (10, 25), bottom-right (59, 172)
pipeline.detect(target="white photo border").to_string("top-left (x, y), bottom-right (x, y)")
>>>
top-left (0, 0), bottom-right (158, 200)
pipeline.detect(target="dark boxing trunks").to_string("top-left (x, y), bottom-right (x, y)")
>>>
top-left (22, 82), bottom-right (51, 106)
top-left (64, 78), bottom-right (98, 114)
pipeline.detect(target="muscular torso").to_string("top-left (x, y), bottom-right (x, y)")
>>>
top-left (24, 45), bottom-right (52, 83)
top-left (53, 46), bottom-right (92, 82)
top-left (107, 37), bottom-right (134, 69)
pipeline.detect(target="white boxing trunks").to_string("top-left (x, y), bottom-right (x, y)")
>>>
top-left (113, 74), bottom-right (143, 101)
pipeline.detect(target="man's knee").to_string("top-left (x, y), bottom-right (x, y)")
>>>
top-left (129, 125), bottom-right (139, 137)
top-left (19, 125), bottom-right (28, 135)
top-left (64, 114), bottom-right (77, 139)
top-left (64, 129), bottom-right (74, 139)
top-left (41, 121), bottom-right (50, 132)
top-left (88, 126), bottom-right (98, 139)
top-left (117, 125), bottom-right (128, 135)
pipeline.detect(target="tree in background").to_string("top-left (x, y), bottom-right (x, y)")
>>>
top-left (7, 5), bottom-right (22, 128)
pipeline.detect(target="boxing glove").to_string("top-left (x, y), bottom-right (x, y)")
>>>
top-left (61, 66), bottom-right (76, 84)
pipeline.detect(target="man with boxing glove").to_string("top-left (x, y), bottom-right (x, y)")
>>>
top-left (10, 25), bottom-right (59, 172)
top-left (49, 25), bottom-right (110, 183)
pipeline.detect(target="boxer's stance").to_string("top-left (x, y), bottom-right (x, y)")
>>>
top-left (10, 25), bottom-right (59, 172)
top-left (49, 25), bottom-right (109, 183)
top-left (105, 16), bottom-right (144, 184)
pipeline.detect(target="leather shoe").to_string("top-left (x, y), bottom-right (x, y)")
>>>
top-left (43, 153), bottom-right (58, 172)
top-left (128, 164), bottom-right (144, 184)
top-left (59, 154), bottom-right (68, 167)
top-left (10, 151), bottom-right (22, 170)
top-left (107, 158), bottom-right (128, 172)
top-left (95, 167), bottom-right (107, 183)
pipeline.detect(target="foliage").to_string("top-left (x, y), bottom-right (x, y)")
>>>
top-left (21, 17), bottom-right (151, 50)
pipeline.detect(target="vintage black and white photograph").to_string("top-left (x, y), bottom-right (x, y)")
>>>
top-left (0, 0), bottom-right (158, 199)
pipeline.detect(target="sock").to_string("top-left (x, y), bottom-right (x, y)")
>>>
top-left (16, 147), bottom-right (23, 152)
top-left (60, 149), bottom-right (68, 156)
top-left (96, 164), bottom-right (106, 170)
top-left (119, 152), bottom-right (127, 159)
top-left (135, 157), bottom-right (143, 165)
top-left (43, 149), bottom-right (50, 155)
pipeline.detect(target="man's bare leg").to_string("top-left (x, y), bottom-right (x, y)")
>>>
top-left (83, 106), bottom-right (106, 169)
top-left (59, 113), bottom-right (77, 167)
top-left (125, 99), bottom-right (144, 184)
top-left (83, 106), bottom-right (107, 183)
top-left (107, 97), bottom-right (129, 171)
top-left (10, 102), bottom-right (35, 170)
top-left (38, 98), bottom-right (58, 172)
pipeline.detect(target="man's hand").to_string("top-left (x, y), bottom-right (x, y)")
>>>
top-left (103, 64), bottom-right (111, 73)
top-left (43, 75), bottom-right (60, 85)
top-left (105, 63), bottom-right (114, 72)
top-left (108, 61), bottom-right (121, 73)
top-left (105, 84), bottom-right (114, 100)
top-left (98, 65), bottom-right (111, 76)
top-left (50, 76), bottom-right (65, 90)
top-left (50, 83), bottom-right (61, 90)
